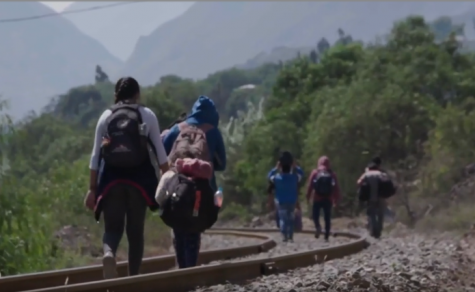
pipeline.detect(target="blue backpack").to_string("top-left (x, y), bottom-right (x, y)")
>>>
top-left (312, 170), bottom-right (334, 197)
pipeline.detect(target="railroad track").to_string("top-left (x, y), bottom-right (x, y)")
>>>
top-left (1, 228), bottom-right (368, 292)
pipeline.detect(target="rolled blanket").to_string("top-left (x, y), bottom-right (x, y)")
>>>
top-left (154, 158), bottom-right (213, 204)
top-left (155, 170), bottom-right (176, 204)
top-left (175, 158), bottom-right (212, 179)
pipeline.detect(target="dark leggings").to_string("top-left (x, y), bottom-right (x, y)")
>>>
top-left (102, 184), bottom-right (147, 276)
top-left (367, 200), bottom-right (385, 238)
top-left (312, 200), bottom-right (333, 238)
top-left (173, 230), bottom-right (201, 269)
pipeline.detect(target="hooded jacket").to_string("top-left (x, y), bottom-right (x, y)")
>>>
top-left (306, 156), bottom-right (341, 204)
top-left (267, 165), bottom-right (304, 205)
top-left (163, 96), bottom-right (227, 191)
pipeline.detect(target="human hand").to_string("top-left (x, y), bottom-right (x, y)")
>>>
top-left (84, 189), bottom-right (96, 211)
top-left (267, 198), bottom-right (275, 211)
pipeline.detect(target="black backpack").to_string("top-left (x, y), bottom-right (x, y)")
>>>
top-left (312, 170), bottom-right (334, 197)
top-left (357, 178), bottom-right (370, 202)
top-left (378, 176), bottom-right (397, 199)
top-left (101, 103), bottom-right (149, 169)
top-left (156, 172), bottom-right (220, 233)
top-left (358, 173), bottom-right (396, 201)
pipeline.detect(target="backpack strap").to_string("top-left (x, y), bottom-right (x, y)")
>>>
top-left (109, 102), bottom-right (144, 124)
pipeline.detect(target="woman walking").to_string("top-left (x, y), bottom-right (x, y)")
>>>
top-left (84, 77), bottom-right (169, 279)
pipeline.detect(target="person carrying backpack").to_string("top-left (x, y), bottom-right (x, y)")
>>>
top-left (267, 151), bottom-right (303, 242)
top-left (306, 156), bottom-right (341, 241)
top-left (83, 77), bottom-right (170, 279)
top-left (268, 171), bottom-right (303, 231)
top-left (161, 96), bottom-right (226, 269)
top-left (357, 156), bottom-right (396, 238)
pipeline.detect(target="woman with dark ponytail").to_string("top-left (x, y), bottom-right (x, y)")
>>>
top-left (84, 77), bottom-right (170, 279)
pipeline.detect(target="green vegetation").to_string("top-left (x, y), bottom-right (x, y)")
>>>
top-left (2, 15), bottom-right (475, 276)
top-left (0, 62), bottom-right (280, 275)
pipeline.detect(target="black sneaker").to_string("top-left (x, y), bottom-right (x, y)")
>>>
top-left (314, 229), bottom-right (321, 239)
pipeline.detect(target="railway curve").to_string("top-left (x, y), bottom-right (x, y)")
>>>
top-left (1, 228), bottom-right (368, 292)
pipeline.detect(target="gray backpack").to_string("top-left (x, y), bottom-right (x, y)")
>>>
top-left (168, 122), bottom-right (213, 165)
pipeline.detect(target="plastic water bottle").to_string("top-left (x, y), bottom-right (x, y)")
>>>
top-left (214, 187), bottom-right (223, 207)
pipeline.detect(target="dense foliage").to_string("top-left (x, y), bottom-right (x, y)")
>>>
top-left (2, 15), bottom-right (475, 275)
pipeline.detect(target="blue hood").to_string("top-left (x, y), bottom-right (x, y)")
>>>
top-left (186, 96), bottom-right (219, 127)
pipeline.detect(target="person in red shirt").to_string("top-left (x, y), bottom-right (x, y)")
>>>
top-left (306, 156), bottom-right (341, 240)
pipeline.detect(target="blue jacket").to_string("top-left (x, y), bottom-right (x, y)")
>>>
top-left (163, 96), bottom-right (227, 191)
top-left (267, 166), bottom-right (304, 205)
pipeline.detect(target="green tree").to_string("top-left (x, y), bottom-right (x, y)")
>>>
top-left (317, 37), bottom-right (330, 55)
top-left (309, 50), bottom-right (318, 63)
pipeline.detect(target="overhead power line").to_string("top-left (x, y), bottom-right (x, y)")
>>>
top-left (0, 2), bottom-right (141, 23)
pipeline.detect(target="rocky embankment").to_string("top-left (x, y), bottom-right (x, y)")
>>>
top-left (56, 216), bottom-right (475, 291)
top-left (194, 219), bottom-right (475, 292)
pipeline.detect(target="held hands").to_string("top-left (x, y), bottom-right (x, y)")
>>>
top-left (84, 189), bottom-right (96, 211)
top-left (267, 196), bottom-right (275, 211)
top-left (275, 160), bottom-right (299, 171)
top-left (268, 201), bottom-right (274, 212)
top-left (295, 201), bottom-right (301, 211)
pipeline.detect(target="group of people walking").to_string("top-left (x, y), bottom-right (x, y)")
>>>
top-left (268, 152), bottom-right (395, 242)
top-left (83, 76), bottom-right (395, 279)
top-left (84, 77), bottom-right (227, 279)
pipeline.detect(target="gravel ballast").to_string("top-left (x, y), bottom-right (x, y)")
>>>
top-left (208, 231), bottom-right (351, 264)
top-left (191, 224), bottom-right (475, 292)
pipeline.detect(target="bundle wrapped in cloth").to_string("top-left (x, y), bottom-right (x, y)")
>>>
top-left (175, 158), bottom-right (213, 179)
top-left (155, 158), bottom-right (213, 203)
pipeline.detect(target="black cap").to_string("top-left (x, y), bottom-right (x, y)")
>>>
top-left (372, 156), bottom-right (382, 166)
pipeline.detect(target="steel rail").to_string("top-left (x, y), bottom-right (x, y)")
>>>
top-left (19, 228), bottom-right (368, 292)
top-left (0, 230), bottom-right (276, 292)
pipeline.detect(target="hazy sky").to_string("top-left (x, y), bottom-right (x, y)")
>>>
top-left (41, 2), bottom-right (74, 12)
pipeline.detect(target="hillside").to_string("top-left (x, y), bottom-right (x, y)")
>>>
top-left (0, 2), bottom-right (122, 119)
top-left (121, 1), bottom-right (475, 85)
top-left (236, 46), bottom-right (314, 70)
top-left (63, 2), bottom-right (193, 61)
top-left (452, 6), bottom-right (475, 39)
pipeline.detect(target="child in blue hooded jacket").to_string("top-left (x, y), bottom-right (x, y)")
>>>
top-left (267, 152), bottom-right (303, 242)
top-left (163, 96), bottom-right (226, 268)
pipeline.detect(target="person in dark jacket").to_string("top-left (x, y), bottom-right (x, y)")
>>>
top-left (84, 77), bottom-right (170, 279)
top-left (357, 156), bottom-right (388, 238)
top-left (306, 156), bottom-right (341, 241)
top-left (163, 96), bottom-right (227, 269)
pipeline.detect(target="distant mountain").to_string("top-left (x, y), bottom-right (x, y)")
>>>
top-left (236, 46), bottom-right (314, 70)
top-left (63, 2), bottom-right (194, 61)
top-left (451, 6), bottom-right (475, 39)
top-left (0, 2), bottom-right (122, 119)
top-left (121, 1), bottom-right (475, 86)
